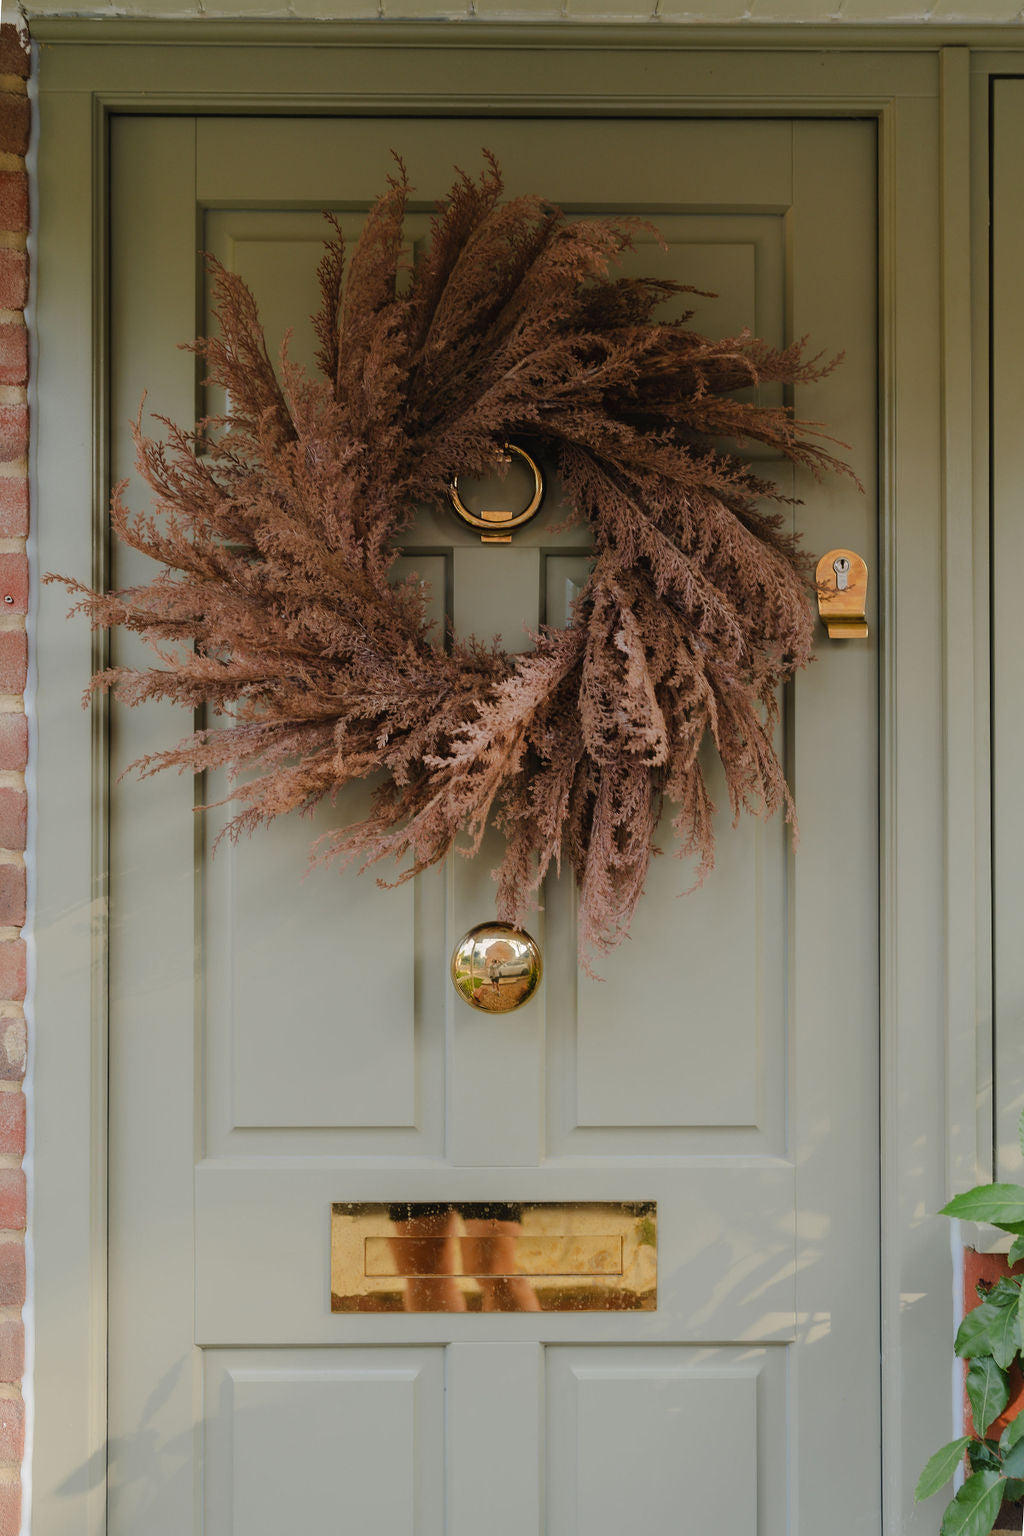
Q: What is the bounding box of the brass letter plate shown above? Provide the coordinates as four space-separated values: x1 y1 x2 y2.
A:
331 1201 656 1313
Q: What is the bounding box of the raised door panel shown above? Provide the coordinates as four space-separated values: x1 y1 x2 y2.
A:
545 1346 783 1536
203 1349 445 1536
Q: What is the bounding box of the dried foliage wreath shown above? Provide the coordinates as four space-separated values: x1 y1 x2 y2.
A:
52 157 855 965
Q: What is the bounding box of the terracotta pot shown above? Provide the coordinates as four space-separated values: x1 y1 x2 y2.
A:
964 1249 1024 1437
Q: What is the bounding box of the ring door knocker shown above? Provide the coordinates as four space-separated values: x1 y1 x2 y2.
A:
448 442 545 543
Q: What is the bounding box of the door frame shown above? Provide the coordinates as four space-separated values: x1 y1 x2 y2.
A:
30 29 989 1535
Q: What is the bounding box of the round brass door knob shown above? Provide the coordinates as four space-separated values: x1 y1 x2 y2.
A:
450 922 543 1013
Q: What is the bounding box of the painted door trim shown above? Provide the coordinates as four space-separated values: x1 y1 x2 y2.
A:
30 34 984 1536
24 17 1024 50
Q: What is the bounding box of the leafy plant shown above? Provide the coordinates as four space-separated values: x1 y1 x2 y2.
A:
917 1112 1024 1535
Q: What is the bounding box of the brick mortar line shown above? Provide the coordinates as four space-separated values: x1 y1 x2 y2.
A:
0 702 25 716
0 155 24 177
0 392 25 409
0 79 26 97
0 320 22 334
0 236 24 256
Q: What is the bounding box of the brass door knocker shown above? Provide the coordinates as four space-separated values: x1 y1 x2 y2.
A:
448 443 544 543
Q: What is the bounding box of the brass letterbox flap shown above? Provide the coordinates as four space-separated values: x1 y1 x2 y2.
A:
330 1201 656 1314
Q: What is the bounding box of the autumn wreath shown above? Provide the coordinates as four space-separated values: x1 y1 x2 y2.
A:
53 157 853 963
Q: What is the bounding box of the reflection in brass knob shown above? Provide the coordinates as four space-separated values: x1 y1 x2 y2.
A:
450 922 543 1013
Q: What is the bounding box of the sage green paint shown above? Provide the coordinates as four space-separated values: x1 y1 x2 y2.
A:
991 82 1024 1192
25 17 1024 43
109 113 876 1536
30 33 971 1536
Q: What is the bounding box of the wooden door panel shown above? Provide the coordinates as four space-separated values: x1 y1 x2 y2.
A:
193 1164 796 1345
202 568 448 1154
546 784 785 1145
545 1346 773 1536
202 1344 783 1536
203 1349 445 1536
195 116 796 214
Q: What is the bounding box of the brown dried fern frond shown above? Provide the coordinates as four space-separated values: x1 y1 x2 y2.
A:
48 157 857 967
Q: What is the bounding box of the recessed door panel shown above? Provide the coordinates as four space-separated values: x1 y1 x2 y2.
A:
203 1349 445 1536
546 1345 785 1536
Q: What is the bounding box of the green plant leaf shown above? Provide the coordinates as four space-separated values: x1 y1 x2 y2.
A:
968 1357 1011 1435
970 1440 1003 1472
1005 1478 1024 1501
1004 1414 1024 1453
982 1277 1023 1307
991 1305 1020 1369
942 1186 1024 1229
1001 1437 1024 1479
955 1308 991 1358
956 1303 1020 1366
918 1438 973 1500
939 1471 1005 1536
1008 1236 1024 1268
1000 1417 1024 1454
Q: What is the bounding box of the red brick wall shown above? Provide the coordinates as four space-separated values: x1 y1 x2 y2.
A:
0 21 29 1536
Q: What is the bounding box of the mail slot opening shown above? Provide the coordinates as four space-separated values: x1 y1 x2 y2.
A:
330 1201 656 1314
365 1234 624 1279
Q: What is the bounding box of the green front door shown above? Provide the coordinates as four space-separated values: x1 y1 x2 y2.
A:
105 114 879 1535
